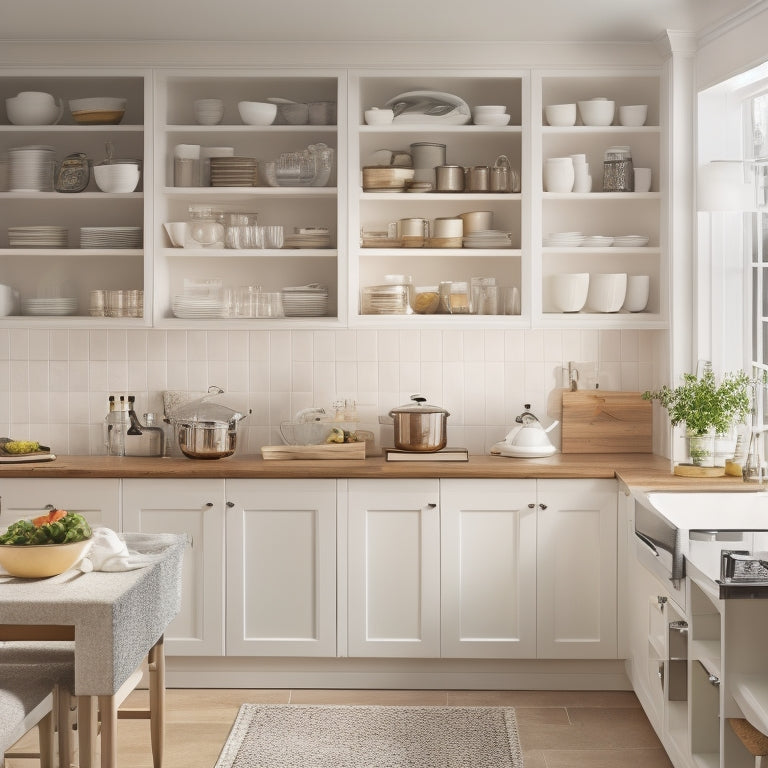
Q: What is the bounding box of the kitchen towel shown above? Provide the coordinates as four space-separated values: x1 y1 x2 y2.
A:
80 527 170 572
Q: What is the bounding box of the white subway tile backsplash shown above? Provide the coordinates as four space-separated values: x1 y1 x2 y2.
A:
3 327 662 456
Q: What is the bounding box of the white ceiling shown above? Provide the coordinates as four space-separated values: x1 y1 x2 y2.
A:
0 0 761 44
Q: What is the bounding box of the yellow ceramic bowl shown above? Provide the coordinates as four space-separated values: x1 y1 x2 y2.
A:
0 538 91 578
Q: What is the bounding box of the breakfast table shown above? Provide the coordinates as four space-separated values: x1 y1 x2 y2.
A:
0 532 185 768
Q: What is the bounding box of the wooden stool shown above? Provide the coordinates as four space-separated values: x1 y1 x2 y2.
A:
729 718 768 767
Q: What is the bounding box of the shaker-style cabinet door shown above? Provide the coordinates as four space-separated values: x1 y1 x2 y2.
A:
440 478 537 658
346 479 440 657
0 478 120 531
536 479 618 658
122 478 226 656
225 479 337 657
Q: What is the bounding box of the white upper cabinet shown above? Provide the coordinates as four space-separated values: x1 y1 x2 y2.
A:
152 69 345 328
0 68 151 327
0 61 667 330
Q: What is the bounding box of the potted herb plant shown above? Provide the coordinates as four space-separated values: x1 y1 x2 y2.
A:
642 369 752 466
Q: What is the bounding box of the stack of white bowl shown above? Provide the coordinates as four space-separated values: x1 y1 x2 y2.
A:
93 162 140 193
472 105 511 126
8 145 55 191
194 99 224 126
570 154 592 193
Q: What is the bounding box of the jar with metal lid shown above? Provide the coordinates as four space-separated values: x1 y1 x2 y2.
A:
602 145 634 192
412 286 440 314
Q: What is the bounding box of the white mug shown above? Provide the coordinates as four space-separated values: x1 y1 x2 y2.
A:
623 275 651 312
634 167 652 193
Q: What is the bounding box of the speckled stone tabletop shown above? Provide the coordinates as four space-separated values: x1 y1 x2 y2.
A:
0 532 185 696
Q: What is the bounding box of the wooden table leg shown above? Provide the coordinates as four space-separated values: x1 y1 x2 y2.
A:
77 696 98 768
98 694 118 768
148 636 166 768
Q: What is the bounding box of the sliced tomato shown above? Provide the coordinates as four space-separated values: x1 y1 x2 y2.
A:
32 509 67 528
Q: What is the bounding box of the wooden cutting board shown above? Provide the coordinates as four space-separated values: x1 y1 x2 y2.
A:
561 390 652 454
261 443 366 460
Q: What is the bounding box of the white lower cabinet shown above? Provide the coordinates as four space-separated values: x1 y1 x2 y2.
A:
0 478 120 530
122 478 226 656
536 479 618 658
225 479 337 657
346 479 441 657
440 478 537 658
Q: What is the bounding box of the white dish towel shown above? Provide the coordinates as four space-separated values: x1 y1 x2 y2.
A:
80 527 168 572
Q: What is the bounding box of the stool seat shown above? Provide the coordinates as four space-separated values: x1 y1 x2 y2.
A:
0 664 59 767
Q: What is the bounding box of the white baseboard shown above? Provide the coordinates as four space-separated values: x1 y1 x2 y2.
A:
165 656 632 690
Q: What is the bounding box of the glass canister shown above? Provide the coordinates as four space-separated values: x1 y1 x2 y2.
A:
187 205 225 247
602 145 634 192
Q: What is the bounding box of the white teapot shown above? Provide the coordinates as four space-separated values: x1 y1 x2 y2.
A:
501 405 558 456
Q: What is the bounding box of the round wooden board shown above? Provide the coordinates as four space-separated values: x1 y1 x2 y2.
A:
673 463 726 477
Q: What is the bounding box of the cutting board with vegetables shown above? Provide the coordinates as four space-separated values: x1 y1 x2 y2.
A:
561 390 652 454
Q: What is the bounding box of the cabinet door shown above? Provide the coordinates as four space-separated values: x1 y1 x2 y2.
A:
347 479 440 657
225 479 337 657
0 478 120 530
122 478 225 656
440 478 537 658
536 479 618 658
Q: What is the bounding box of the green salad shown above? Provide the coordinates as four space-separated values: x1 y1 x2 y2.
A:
0 510 92 546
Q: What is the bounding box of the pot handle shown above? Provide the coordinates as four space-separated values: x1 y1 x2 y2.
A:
410 394 427 405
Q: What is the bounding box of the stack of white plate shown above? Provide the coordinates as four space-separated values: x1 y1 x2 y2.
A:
284 228 332 249
80 226 142 249
462 230 512 248
613 235 650 247
281 284 329 317
22 297 78 316
543 231 586 247
582 235 615 247
171 295 226 319
8 226 68 248
8 145 55 192
209 157 258 187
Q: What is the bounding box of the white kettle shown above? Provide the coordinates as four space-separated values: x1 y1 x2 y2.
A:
497 405 558 457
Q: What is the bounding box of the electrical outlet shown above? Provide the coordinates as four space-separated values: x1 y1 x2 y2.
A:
568 361 598 390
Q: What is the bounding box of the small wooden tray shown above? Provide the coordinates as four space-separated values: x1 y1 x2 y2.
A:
261 443 366 460
673 464 726 477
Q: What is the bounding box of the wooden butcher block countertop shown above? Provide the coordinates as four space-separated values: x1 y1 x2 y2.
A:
0 453 761 490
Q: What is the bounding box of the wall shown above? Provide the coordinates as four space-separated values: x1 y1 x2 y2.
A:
0 327 665 455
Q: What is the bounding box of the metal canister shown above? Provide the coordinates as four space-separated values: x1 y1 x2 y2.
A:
468 165 490 192
602 145 634 192
410 142 447 185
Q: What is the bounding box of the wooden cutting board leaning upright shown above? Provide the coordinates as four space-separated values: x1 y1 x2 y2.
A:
561 390 652 453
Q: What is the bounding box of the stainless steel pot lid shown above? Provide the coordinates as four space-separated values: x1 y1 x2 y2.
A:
389 394 450 416
172 386 250 425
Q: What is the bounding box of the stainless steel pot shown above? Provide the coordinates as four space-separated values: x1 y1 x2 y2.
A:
389 394 449 452
176 420 237 459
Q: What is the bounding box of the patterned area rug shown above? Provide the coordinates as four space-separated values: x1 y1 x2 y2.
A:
214 704 523 768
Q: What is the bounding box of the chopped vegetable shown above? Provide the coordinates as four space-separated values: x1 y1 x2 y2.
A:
326 427 345 444
3 440 42 454
0 510 92 545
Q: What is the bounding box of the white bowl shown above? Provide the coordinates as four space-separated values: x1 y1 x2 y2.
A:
6 95 61 126
237 101 277 125
618 104 648 127
550 273 589 312
587 273 627 312
69 97 127 113
544 103 576 127
473 105 507 114
94 164 140 193
623 275 650 312
577 99 615 126
364 108 394 125
163 222 187 248
473 113 511 126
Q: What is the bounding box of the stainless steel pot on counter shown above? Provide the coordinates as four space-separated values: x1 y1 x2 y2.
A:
171 386 250 459
389 394 449 452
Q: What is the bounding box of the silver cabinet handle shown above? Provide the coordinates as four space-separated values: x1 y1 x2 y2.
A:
205 502 213 507
539 503 548 510
708 674 720 687
528 503 535 509
226 501 235 508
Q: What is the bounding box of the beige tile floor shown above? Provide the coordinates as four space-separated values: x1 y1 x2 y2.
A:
8 688 674 768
